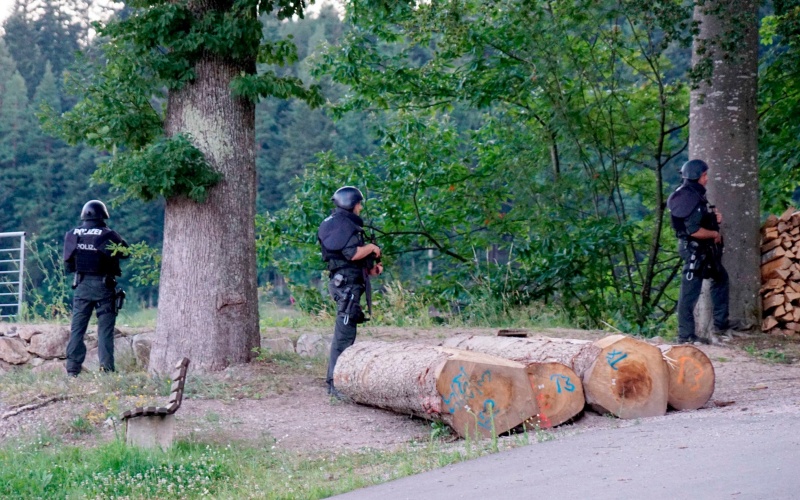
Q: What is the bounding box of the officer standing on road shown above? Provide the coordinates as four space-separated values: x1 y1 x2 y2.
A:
667 160 741 344
317 187 383 399
63 200 129 376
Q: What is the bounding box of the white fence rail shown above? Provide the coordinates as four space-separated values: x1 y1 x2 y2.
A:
0 232 26 319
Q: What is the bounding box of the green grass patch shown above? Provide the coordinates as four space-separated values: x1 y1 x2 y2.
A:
0 434 509 499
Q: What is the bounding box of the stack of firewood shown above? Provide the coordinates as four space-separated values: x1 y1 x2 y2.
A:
760 207 800 334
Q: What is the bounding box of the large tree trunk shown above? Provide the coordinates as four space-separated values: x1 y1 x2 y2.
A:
334 341 583 438
150 37 260 372
690 0 761 335
442 334 669 419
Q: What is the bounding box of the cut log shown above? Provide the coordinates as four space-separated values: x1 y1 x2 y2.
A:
762 257 792 281
763 214 778 229
763 294 785 312
659 345 715 411
761 246 786 265
442 334 668 419
778 206 797 222
333 341 545 438
525 362 585 428
761 238 782 254
763 228 779 241
762 316 778 331
774 305 786 317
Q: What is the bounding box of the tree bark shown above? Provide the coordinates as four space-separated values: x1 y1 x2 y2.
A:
659 345 716 410
690 0 761 335
150 14 260 373
333 340 570 438
442 334 669 419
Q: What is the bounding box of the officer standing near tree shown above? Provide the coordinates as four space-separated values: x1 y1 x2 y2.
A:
317 186 383 399
667 160 744 344
63 200 129 376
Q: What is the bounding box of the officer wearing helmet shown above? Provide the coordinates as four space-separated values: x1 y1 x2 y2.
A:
317 186 383 399
667 159 736 344
63 200 129 376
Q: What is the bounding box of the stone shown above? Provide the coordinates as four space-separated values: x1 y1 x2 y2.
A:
84 336 134 372
29 357 45 367
32 359 65 375
261 337 295 355
132 332 154 368
27 327 70 359
125 414 176 449
0 337 31 364
295 333 331 358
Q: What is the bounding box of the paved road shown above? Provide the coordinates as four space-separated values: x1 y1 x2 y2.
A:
333 410 800 499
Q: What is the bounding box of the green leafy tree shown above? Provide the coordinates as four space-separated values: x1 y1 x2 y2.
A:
263 0 696 330
47 0 324 373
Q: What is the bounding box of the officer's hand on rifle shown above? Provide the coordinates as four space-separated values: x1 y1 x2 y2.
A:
715 212 723 225
369 263 384 276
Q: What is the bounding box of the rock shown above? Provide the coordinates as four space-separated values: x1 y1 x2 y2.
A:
0 359 13 374
261 337 295 355
132 332 154 368
27 327 70 359
0 337 31 364
84 336 135 372
295 333 331 358
32 359 65 374
29 357 45 367
16 324 60 342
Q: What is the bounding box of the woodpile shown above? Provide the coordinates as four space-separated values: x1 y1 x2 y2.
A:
333 341 585 438
760 207 800 335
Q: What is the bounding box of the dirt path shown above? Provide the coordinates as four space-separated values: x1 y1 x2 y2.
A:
1 327 799 456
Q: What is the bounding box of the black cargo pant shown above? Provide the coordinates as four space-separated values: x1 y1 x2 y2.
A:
326 271 365 389
66 275 117 375
677 247 730 340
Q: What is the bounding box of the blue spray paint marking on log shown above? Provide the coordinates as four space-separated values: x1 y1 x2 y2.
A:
549 374 576 393
442 367 499 429
606 350 628 370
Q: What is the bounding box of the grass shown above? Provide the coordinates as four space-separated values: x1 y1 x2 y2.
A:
0 425 520 499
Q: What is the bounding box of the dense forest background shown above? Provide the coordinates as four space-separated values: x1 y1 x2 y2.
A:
1 0 799 334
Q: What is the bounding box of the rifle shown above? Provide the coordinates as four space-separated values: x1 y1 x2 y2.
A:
706 205 724 279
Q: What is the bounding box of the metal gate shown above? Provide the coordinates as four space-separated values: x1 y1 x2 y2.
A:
0 232 26 320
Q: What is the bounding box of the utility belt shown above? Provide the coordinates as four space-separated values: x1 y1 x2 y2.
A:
73 273 126 312
329 272 367 325
680 239 721 281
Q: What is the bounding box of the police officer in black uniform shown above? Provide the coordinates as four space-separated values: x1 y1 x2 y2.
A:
318 187 383 399
667 160 731 344
63 200 129 376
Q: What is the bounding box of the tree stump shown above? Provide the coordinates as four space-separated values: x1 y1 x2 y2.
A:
442 334 669 419
659 345 716 410
334 341 556 438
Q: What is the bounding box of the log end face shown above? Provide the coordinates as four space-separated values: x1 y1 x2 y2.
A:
662 345 716 410
585 337 669 419
437 356 537 439
526 363 585 428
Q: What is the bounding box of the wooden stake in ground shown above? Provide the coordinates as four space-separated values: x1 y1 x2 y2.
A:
333 341 580 438
659 345 716 410
442 334 669 419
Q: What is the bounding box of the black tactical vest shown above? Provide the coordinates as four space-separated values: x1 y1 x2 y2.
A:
667 181 712 240
63 225 123 276
317 209 365 273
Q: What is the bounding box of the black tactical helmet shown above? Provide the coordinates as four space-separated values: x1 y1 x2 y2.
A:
681 159 709 180
80 200 110 220
332 186 364 211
